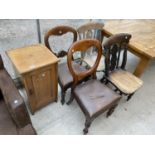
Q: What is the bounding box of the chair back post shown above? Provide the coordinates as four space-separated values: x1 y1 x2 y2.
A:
67 39 102 88
44 25 77 57
103 33 131 77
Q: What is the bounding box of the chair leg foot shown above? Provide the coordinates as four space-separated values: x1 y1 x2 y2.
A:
127 93 134 101
83 119 91 135
105 79 109 85
106 104 117 118
66 95 74 105
61 91 66 105
114 88 118 92
119 91 123 95
100 77 106 83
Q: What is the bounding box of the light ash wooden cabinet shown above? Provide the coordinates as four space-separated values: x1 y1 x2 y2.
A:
7 44 59 114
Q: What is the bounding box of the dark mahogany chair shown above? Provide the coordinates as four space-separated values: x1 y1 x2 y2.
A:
67 39 121 134
44 25 87 105
101 33 143 101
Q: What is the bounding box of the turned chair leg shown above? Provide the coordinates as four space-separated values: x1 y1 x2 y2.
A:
61 90 66 105
83 118 92 135
127 93 134 101
106 104 117 118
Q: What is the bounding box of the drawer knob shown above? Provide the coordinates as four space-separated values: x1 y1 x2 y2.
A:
42 73 45 77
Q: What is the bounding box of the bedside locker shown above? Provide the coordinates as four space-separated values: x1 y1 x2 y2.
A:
7 44 59 114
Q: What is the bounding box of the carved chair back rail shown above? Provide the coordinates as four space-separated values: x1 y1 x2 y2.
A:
103 33 131 76
44 25 80 105
44 25 77 58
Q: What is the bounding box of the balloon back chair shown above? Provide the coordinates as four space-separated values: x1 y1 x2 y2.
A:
44 26 87 104
67 39 121 134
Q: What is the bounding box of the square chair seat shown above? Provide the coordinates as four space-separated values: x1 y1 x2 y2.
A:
108 70 143 94
58 62 87 88
74 79 121 118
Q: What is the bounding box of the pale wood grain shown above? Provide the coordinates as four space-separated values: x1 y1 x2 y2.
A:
109 70 143 94
104 20 155 58
7 44 59 74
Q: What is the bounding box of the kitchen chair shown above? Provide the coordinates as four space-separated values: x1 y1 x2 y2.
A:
102 33 143 101
44 26 87 105
77 22 105 71
67 39 121 134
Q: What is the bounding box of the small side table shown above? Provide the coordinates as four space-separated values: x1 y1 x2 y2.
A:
7 44 59 114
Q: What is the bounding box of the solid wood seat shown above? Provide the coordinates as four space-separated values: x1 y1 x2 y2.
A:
67 39 121 134
77 22 105 71
74 79 120 118
109 70 143 94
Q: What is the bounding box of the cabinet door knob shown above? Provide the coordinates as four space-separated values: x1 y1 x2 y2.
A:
42 73 45 77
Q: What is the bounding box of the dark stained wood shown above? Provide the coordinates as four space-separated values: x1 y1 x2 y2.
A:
103 33 131 76
102 33 143 101
44 25 77 58
44 25 78 105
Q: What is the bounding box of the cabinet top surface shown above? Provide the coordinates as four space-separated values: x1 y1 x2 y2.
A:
7 44 59 74
104 19 155 58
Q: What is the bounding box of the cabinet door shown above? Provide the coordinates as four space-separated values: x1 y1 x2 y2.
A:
23 64 57 114
32 68 54 109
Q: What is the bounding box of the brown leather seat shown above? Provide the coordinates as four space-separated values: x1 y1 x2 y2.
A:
74 79 121 118
58 62 87 89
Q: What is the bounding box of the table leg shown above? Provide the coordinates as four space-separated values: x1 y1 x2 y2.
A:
133 57 151 77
